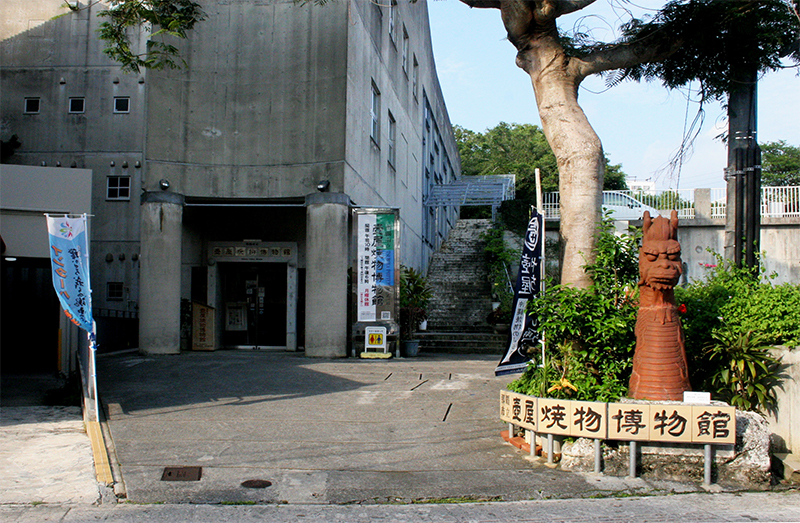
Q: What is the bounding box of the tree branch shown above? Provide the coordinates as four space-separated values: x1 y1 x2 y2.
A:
556 0 598 16
571 36 683 79
459 0 502 9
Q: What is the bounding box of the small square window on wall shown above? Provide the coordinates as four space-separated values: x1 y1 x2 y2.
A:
107 176 131 200
24 97 40 114
69 97 85 114
107 282 124 301
114 97 130 113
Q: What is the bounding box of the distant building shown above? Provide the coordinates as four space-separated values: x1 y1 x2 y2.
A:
627 178 656 195
0 0 460 359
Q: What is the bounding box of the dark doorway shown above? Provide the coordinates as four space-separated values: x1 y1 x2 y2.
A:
1 257 60 373
220 263 287 348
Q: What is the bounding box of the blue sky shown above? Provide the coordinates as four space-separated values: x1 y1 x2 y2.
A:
427 0 800 191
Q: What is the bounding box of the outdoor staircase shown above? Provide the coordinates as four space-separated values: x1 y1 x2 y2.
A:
417 219 507 354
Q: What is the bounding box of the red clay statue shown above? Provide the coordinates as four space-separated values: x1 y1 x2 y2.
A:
628 210 691 401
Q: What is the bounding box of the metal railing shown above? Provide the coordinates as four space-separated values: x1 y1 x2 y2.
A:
541 186 800 221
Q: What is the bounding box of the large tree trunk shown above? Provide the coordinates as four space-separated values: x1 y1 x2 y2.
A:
515 35 604 288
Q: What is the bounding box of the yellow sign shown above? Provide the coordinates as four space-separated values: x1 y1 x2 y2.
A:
364 326 387 352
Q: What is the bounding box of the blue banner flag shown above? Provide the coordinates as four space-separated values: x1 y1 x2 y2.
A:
495 210 544 376
46 215 93 332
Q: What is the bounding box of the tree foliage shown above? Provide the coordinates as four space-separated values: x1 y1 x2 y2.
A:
94 0 206 73
760 140 800 186
454 122 628 202
603 0 800 101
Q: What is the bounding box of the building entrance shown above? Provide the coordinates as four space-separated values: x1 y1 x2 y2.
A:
221 263 287 349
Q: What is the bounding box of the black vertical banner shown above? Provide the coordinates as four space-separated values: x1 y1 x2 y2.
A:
495 211 543 376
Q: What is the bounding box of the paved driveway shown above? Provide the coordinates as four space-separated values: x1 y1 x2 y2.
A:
96 351 696 504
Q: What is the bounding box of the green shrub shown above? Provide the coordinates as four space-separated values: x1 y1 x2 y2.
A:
676 252 800 394
399 266 432 340
509 217 639 402
705 327 782 415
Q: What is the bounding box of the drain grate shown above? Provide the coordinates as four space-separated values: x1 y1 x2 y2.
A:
241 479 273 489
161 466 202 481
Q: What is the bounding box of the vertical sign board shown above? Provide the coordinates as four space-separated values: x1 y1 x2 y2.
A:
496 210 544 376
355 209 399 330
500 391 537 431
192 302 215 351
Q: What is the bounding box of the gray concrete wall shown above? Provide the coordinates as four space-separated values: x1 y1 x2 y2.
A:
0 1 145 313
677 221 800 286
768 347 800 455
344 0 460 271
143 0 349 199
0 165 92 258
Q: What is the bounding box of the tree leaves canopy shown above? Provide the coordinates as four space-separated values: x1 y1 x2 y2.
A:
576 0 800 101
760 140 800 186
454 122 627 201
97 0 206 73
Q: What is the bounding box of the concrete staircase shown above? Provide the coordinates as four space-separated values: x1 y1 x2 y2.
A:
417 219 507 354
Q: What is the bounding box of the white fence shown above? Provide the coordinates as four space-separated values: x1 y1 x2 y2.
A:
542 187 800 221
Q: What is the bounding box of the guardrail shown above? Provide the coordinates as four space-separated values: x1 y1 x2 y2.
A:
541 187 800 221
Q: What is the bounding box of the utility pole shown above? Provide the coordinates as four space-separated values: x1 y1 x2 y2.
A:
724 69 761 269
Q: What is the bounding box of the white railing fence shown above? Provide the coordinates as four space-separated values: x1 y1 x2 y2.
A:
541 187 800 220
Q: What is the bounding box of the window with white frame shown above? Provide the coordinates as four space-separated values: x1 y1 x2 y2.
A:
24 97 40 114
388 111 397 168
107 176 131 200
113 97 130 113
402 26 409 74
370 81 381 145
69 97 85 113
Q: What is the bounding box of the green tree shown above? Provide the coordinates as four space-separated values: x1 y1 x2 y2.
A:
459 0 798 287
454 122 627 203
761 140 800 186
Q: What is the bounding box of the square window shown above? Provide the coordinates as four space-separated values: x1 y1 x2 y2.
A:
113 97 130 113
107 176 131 200
24 98 40 114
107 282 124 301
69 97 85 113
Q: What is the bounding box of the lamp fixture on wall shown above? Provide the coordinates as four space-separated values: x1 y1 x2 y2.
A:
159 179 170 191
316 180 330 192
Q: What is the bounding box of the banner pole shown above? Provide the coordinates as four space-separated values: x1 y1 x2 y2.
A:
534 169 546 370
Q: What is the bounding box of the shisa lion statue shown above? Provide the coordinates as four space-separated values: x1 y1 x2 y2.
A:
628 210 691 401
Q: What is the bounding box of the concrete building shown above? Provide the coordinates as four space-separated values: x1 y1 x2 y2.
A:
0 165 92 374
1 0 460 359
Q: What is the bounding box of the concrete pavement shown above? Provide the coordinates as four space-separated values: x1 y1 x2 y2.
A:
2 350 800 522
93 350 712 504
3 492 800 522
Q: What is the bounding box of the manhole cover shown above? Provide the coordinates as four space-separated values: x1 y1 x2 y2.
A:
161 466 202 481
241 479 272 489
